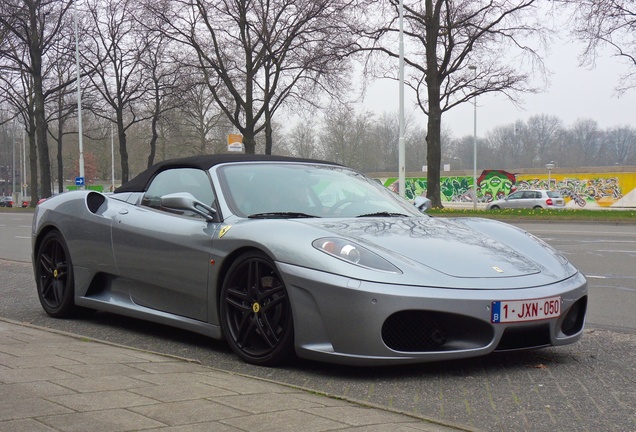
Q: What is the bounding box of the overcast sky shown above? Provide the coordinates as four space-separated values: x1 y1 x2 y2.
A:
363 33 636 140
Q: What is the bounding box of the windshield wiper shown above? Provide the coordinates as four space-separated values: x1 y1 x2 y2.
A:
356 212 409 218
248 212 319 219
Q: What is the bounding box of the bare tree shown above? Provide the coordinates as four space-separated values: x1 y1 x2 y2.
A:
561 0 636 91
485 123 524 169
44 15 81 193
135 12 185 168
320 103 375 170
371 112 400 172
359 0 545 207
145 0 360 155
405 125 427 172
81 0 152 183
524 114 563 168
564 119 602 167
0 0 74 200
600 126 636 166
174 78 227 156
284 117 324 159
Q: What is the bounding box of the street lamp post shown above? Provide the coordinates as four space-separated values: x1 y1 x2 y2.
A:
74 0 85 189
468 65 477 209
11 120 15 199
546 162 555 190
397 0 405 198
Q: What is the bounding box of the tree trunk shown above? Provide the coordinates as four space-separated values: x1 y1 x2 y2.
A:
265 105 272 155
31 59 51 198
28 118 38 207
147 115 158 168
243 130 256 154
424 0 443 208
426 105 443 208
117 113 129 183
57 121 64 193
27 1 51 199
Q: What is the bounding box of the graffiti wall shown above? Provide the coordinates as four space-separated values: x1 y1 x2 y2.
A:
380 170 636 208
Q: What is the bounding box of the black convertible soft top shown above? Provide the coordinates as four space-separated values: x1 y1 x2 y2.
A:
114 154 336 193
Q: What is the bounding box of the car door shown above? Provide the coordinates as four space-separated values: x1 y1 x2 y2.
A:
529 191 543 207
504 191 524 208
111 168 219 322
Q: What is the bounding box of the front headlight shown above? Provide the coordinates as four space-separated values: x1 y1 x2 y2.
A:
313 237 402 273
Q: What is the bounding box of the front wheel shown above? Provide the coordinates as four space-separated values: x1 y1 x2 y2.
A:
489 205 500 210
220 251 295 366
35 231 77 317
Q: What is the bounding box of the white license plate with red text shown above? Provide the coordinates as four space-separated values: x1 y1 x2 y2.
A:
491 296 561 323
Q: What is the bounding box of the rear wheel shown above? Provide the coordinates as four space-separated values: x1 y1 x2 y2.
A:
533 205 543 209
35 231 77 317
220 251 294 366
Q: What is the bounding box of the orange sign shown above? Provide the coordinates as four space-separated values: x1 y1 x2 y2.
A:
227 134 243 152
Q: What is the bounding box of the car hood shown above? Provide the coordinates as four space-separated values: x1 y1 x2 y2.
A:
294 216 575 283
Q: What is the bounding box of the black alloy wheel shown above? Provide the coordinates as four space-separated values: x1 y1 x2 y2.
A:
35 231 77 317
220 251 294 366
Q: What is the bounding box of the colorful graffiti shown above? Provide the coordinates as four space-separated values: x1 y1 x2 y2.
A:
379 170 636 207
517 175 629 208
477 170 516 202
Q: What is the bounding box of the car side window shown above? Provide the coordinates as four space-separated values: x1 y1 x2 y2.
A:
141 168 216 218
508 192 522 200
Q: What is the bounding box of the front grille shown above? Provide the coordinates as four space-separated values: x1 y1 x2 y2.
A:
382 310 493 352
560 296 587 336
495 324 551 351
382 311 448 351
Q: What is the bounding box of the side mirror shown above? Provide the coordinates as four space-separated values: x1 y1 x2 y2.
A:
160 192 217 221
413 196 432 212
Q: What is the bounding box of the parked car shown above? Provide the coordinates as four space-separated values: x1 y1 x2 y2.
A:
36 193 60 206
0 196 13 207
486 189 565 210
32 155 587 366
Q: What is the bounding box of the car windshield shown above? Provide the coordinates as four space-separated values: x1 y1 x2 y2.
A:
217 163 423 218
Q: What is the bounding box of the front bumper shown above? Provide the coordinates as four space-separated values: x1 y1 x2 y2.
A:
278 263 588 366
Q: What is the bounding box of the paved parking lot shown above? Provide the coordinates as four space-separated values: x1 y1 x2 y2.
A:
1 259 634 432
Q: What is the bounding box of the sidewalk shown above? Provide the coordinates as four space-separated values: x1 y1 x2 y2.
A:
0 318 467 432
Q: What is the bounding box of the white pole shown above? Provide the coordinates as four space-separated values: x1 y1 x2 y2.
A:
11 120 15 198
469 66 477 210
398 0 405 198
111 123 115 191
22 128 26 199
74 0 85 188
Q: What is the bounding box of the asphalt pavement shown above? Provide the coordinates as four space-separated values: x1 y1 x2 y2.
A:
1 211 635 431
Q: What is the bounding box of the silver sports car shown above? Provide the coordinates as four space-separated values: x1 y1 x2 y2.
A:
32 155 587 366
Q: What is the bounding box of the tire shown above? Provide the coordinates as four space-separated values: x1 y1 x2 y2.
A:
35 231 77 317
220 251 295 366
533 206 543 209
490 205 500 210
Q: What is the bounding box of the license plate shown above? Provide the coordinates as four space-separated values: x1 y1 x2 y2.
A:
491 296 561 323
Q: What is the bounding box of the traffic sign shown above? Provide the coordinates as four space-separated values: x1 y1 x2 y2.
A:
75 177 85 186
